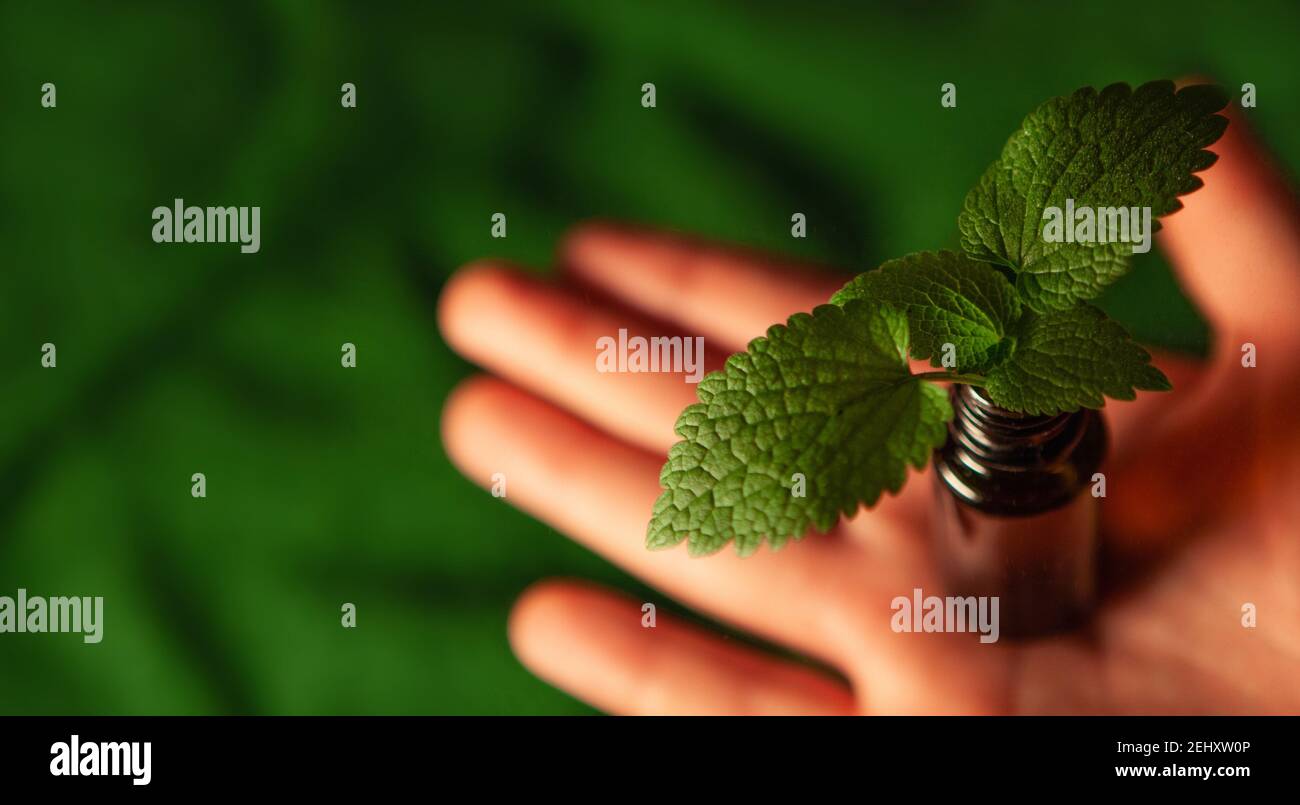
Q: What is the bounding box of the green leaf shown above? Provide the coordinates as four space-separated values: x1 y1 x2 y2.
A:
958 80 1228 312
647 301 952 556
983 304 1171 415
831 250 1020 372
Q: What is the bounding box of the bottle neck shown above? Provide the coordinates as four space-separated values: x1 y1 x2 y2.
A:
937 384 1105 514
947 385 1086 473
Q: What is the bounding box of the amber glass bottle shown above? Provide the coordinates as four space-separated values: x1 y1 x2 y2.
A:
931 384 1106 638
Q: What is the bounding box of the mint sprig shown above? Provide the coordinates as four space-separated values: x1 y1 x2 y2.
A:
648 81 1226 555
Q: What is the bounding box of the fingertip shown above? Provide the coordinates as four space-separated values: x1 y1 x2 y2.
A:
439 375 515 481
506 580 559 666
558 219 621 255
507 579 594 669
1157 83 1300 356
558 219 649 283
437 260 522 354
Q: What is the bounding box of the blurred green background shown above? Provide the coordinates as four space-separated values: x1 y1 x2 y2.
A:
0 0 1296 714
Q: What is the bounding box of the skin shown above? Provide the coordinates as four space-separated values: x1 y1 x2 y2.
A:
438 104 1300 714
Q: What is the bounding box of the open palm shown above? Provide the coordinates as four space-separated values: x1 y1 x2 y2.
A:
438 107 1300 714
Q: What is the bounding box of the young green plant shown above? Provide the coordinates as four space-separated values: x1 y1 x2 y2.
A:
647 80 1229 556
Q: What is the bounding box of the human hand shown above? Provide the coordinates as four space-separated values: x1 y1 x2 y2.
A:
438 104 1300 714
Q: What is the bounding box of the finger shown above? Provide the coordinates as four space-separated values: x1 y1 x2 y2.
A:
441 375 899 662
1158 100 1300 368
439 261 725 454
561 222 847 352
1104 99 1300 552
509 579 857 715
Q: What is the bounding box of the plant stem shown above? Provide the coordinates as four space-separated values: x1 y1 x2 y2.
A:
913 371 987 385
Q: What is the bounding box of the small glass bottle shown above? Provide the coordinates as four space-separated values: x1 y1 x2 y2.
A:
931 384 1106 638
